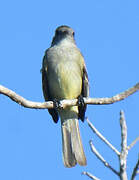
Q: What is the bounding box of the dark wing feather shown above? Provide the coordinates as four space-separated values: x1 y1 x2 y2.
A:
78 65 89 121
42 56 59 123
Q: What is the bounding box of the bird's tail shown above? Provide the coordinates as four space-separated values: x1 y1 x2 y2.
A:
61 118 86 167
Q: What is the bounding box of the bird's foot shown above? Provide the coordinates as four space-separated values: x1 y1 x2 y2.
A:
77 95 86 122
53 99 63 110
78 95 85 108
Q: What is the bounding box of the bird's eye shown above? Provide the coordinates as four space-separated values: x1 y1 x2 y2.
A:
56 30 62 36
72 32 75 36
56 30 60 35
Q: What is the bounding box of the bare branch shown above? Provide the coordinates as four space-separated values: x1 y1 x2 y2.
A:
131 157 139 180
87 118 120 156
119 110 128 180
0 83 139 109
86 110 138 180
89 140 119 176
85 83 139 105
82 171 100 180
127 137 139 150
0 85 53 109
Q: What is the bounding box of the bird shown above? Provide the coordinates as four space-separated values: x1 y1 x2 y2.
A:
42 25 89 167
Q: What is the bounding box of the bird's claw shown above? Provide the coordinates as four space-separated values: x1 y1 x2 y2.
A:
78 95 86 122
78 95 85 107
53 99 63 110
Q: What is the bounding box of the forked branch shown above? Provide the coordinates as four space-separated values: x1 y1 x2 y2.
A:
83 111 139 180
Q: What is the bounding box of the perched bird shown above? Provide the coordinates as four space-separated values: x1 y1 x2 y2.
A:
42 25 89 167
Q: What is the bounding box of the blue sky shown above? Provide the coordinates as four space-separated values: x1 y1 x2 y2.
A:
0 0 139 180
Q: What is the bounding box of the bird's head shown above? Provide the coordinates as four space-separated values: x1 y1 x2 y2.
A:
51 25 75 46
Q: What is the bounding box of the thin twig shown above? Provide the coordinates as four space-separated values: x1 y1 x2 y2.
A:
86 118 120 156
82 171 100 180
131 157 139 180
0 83 139 109
127 137 139 150
89 140 119 176
119 110 128 180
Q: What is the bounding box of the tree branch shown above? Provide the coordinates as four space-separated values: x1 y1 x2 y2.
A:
0 83 139 109
131 156 139 180
127 137 139 150
87 118 120 156
86 110 138 180
82 171 100 180
119 110 128 180
89 140 119 176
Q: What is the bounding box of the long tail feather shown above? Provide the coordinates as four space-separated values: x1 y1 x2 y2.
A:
61 119 86 167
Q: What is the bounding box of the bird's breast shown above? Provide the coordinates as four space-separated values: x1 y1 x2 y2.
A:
48 60 82 100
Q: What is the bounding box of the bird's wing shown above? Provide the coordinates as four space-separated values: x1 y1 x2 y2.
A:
42 55 59 123
78 62 89 121
82 64 89 97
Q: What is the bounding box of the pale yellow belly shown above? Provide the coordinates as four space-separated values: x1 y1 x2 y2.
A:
48 61 82 100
